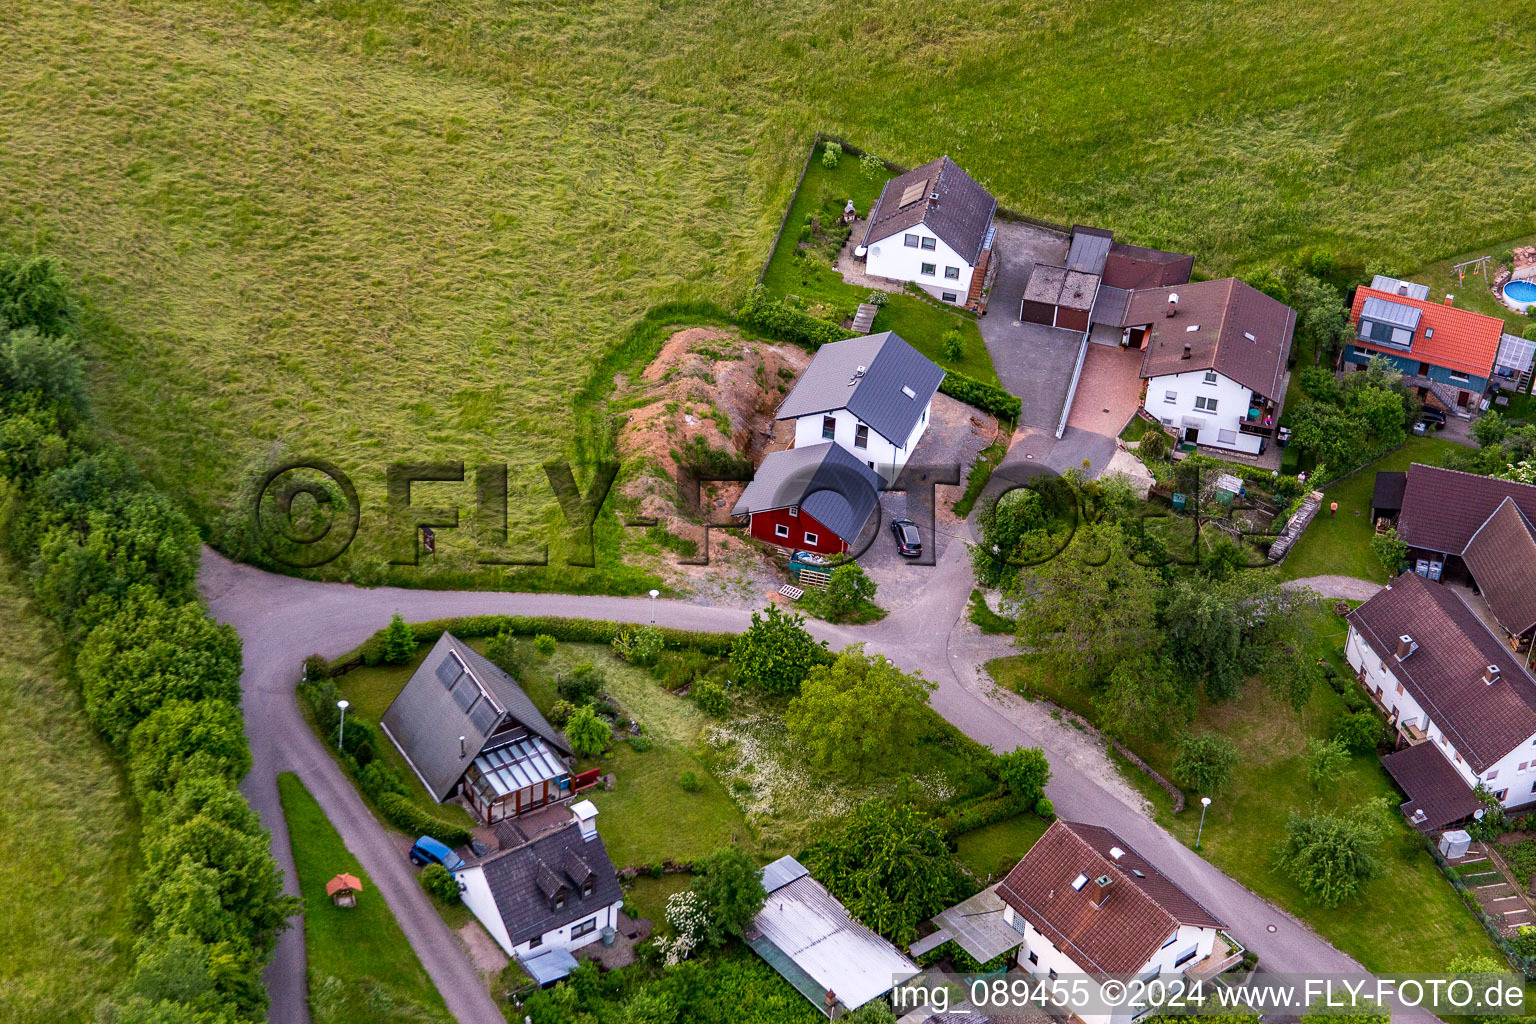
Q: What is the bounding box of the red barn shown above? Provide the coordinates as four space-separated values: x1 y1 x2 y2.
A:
732 442 883 556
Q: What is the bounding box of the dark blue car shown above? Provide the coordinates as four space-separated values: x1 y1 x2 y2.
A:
409 835 465 873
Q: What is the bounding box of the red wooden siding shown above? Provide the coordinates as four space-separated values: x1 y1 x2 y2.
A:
748 507 848 555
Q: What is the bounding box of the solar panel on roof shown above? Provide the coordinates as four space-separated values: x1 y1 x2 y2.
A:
469 699 499 733
436 653 464 688
897 180 928 207
1361 296 1422 331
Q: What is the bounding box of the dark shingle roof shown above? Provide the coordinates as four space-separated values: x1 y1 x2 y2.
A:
380 632 570 801
1347 572 1536 771
1102 242 1195 290
1462 497 1536 638
731 442 882 544
479 823 623 946
996 820 1223 978
1398 463 1536 557
862 157 997 265
775 332 945 445
1382 742 1484 832
1372 471 1407 514
1130 278 1297 401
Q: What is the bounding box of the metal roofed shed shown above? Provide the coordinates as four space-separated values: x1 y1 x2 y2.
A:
1496 332 1536 378
749 856 919 1016
519 945 579 986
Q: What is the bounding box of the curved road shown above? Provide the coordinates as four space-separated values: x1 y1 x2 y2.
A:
206 545 1377 1024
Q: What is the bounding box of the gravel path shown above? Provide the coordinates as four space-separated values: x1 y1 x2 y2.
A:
1285 574 1384 602
205 534 1379 1023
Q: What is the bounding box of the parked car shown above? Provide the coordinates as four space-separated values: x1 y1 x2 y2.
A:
409 835 465 873
1419 407 1446 426
890 518 921 557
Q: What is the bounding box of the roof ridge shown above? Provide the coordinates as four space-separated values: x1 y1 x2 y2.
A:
1358 285 1509 324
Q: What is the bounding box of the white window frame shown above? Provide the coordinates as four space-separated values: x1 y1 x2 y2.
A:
774 523 789 538
821 414 836 440
1195 396 1218 412
1164 390 1177 404
1449 370 1470 383
788 506 799 517
1202 370 1218 384
854 424 869 448
941 292 958 303
803 531 819 546
1217 428 1238 445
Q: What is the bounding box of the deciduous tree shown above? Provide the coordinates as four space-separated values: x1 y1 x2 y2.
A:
730 604 825 695
786 645 934 777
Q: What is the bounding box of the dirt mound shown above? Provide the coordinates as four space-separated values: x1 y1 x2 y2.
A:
616 327 810 520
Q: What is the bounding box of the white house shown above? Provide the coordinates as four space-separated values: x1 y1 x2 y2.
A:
775 331 945 486
457 800 625 962
859 156 996 305
995 820 1234 1024
1127 278 1296 456
1347 572 1536 831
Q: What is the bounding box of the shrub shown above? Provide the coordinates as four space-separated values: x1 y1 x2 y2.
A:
557 660 605 705
381 613 416 664
1172 733 1238 794
376 793 472 848
860 151 884 179
1137 426 1171 461
1333 711 1385 752
1035 796 1055 820
940 330 965 362
1305 737 1352 790
358 760 408 802
533 633 557 656
419 863 461 905
679 770 702 793
940 792 1027 836
677 435 751 479
628 733 653 753
736 285 853 349
997 747 1052 804
1274 803 1387 908
548 699 576 727
484 628 520 673
302 653 331 682
612 625 664 666
690 679 729 716
0 253 73 336
821 142 841 168
822 562 877 619
651 649 712 690
128 698 252 800
1371 528 1407 574
938 370 1021 420
352 613 739 666
565 704 612 758
730 604 828 695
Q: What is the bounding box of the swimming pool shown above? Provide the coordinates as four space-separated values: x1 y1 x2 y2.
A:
1505 279 1536 313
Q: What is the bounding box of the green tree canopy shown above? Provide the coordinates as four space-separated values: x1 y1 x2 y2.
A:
1172 733 1238 795
129 699 252 801
564 704 611 758
691 846 767 942
785 645 935 777
1092 653 1195 741
730 604 826 695
1274 801 1388 908
996 746 1052 805
380 612 416 664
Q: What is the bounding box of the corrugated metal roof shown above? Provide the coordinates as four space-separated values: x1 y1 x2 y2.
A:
1360 295 1423 331
1497 332 1536 374
1066 227 1112 276
730 443 882 544
751 873 918 1013
763 854 810 893
1371 274 1431 301
776 332 945 446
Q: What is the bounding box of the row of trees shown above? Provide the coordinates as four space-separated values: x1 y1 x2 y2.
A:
0 254 294 1023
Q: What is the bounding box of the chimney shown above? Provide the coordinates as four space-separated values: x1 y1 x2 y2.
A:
1485 665 1502 687
1091 874 1113 908
571 799 599 842
1396 634 1417 660
1398 284 1409 296
1166 292 1180 317
1445 294 1455 306
825 990 838 1010
1182 343 1192 360
1109 846 1125 861
459 735 467 759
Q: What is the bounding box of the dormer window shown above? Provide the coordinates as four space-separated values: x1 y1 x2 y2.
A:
583 879 595 898
554 891 566 910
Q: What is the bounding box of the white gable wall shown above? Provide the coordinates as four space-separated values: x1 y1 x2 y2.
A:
1143 368 1262 455
865 222 975 304
791 402 932 485
1016 917 1219 1024
459 862 624 958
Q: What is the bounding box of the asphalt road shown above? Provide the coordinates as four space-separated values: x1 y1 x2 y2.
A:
202 543 1380 1024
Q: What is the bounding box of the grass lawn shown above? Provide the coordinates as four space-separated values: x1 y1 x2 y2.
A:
1277 435 1463 582
955 814 1050 883
12 0 1532 590
987 604 1506 974
0 561 138 1024
276 772 452 1024
624 873 695 926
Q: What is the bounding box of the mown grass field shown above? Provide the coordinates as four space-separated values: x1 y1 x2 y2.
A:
988 605 1507 973
3 0 1533 589
0 560 138 1024
277 772 452 1024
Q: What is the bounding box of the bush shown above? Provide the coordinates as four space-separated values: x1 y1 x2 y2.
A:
736 285 853 350
558 660 605 705
352 613 738 666
1035 796 1055 820
938 370 1021 420
679 770 702 793
690 679 729 716
730 604 828 695
1137 426 1171 461
612 625 664 666
940 792 1028 836
1172 733 1238 795
628 733 653 753
484 628 520 673
997 747 1052 804
419 863 461 905
821 142 842 169
302 653 331 682
565 704 612 758
860 151 884 179
548 699 576 727
940 330 965 362
358 760 408 802
651 649 713 690
381 613 416 664
1333 711 1385 752
376 793 472 848
533 633 557 656
822 562 877 620
1371 528 1407 574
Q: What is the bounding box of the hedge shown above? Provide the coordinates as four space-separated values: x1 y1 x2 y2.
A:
938 370 1021 421
736 285 853 348
378 792 473 848
936 791 1029 838
347 613 740 669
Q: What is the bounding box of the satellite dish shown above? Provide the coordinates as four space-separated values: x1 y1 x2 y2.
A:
1474 808 1486 820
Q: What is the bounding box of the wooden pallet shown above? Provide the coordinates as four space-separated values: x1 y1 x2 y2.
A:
778 584 804 600
851 303 879 334
795 568 830 589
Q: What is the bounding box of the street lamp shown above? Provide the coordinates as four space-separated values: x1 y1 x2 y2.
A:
1195 796 1212 849
337 699 350 752
648 589 659 624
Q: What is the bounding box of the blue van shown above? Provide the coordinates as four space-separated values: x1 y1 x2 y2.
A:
408 835 466 873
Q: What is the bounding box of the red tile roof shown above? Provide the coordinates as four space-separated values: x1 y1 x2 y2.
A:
1349 287 1506 378
1347 571 1536 772
996 820 1223 978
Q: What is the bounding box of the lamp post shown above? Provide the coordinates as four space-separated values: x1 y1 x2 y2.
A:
1196 796 1212 849
337 699 350 752
648 589 659 624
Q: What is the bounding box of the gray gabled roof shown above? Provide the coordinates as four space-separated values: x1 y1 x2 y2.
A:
479 822 624 946
731 442 883 544
380 632 570 802
1371 274 1431 301
775 332 945 445
1359 295 1423 332
861 156 997 265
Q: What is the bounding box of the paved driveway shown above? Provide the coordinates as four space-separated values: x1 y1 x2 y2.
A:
1066 343 1144 437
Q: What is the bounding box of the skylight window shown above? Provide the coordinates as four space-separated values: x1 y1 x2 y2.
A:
1185 324 1200 333
901 385 916 399
1071 873 1089 891
1243 331 1256 341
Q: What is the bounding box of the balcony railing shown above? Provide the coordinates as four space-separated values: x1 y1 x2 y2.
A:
1239 420 1275 437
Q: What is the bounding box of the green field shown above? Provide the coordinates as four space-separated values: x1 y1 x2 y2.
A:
4 0 1533 588
0 561 138 1024
988 607 1506 973
277 772 452 1024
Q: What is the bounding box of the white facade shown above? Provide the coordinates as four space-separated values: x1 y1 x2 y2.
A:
458 863 623 958
791 403 930 486
1143 368 1264 455
1345 624 1536 812
865 222 975 304
1012 911 1218 1024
